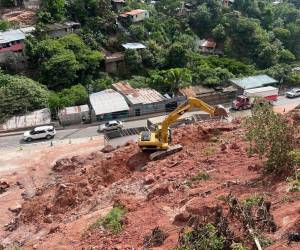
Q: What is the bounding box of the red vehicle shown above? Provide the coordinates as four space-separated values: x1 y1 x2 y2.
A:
232 86 278 110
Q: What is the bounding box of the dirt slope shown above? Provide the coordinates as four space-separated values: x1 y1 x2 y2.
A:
1 121 300 249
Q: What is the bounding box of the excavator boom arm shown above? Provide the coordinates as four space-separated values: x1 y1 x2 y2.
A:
160 97 227 144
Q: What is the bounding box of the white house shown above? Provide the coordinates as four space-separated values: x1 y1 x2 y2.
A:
119 9 149 23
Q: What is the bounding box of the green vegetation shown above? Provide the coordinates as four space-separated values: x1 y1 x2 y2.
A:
231 243 247 250
190 170 210 182
90 206 125 234
244 100 295 174
0 20 11 31
26 34 104 89
178 224 225 250
0 72 49 123
242 194 263 208
202 146 217 157
1 0 300 120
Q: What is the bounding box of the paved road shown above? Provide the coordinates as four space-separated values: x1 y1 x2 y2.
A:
1 96 299 149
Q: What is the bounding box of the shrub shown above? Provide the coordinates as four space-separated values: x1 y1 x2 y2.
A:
244 100 295 174
179 224 225 250
90 206 125 234
190 171 210 182
242 194 263 208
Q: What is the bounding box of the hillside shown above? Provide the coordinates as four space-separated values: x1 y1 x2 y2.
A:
1 117 300 249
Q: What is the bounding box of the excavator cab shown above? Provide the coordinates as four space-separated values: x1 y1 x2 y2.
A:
138 97 229 158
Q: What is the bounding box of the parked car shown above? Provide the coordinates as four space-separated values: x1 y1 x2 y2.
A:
286 88 300 98
23 125 56 142
98 120 123 132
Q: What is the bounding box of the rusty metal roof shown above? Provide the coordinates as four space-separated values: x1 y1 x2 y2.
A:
112 82 165 105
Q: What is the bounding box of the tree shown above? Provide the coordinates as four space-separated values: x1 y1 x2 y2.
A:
149 68 191 94
40 0 65 21
0 20 10 31
25 34 104 88
0 74 49 122
48 84 88 112
124 49 143 74
212 24 226 42
91 73 113 92
41 50 80 89
166 43 188 68
245 100 295 174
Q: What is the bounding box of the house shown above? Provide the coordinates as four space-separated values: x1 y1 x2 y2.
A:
105 52 125 74
112 82 167 116
179 85 237 105
0 27 35 63
58 105 90 126
198 38 224 55
122 43 146 50
230 75 278 94
23 0 40 9
112 0 126 12
293 67 300 74
223 0 234 7
45 22 80 38
118 9 149 24
89 89 130 121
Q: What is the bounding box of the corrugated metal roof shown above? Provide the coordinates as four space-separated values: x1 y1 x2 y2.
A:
112 82 165 105
112 82 135 95
179 87 196 97
122 43 146 49
122 9 147 16
89 89 129 115
244 86 278 94
230 75 278 89
0 29 25 44
127 88 165 105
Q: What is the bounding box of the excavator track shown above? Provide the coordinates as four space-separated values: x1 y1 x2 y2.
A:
149 144 183 161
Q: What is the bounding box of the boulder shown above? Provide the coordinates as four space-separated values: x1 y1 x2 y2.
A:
9 204 22 214
144 174 155 185
101 145 115 153
173 212 191 224
147 182 172 200
0 180 10 194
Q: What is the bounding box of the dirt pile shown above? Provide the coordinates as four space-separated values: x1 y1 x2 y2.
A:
2 121 300 249
19 143 139 225
2 9 36 26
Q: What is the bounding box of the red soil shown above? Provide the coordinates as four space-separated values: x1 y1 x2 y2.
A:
1 121 300 249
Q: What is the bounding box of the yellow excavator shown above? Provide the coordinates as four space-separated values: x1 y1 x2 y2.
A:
138 97 228 160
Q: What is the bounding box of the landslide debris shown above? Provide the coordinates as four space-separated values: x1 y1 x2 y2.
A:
3 121 300 249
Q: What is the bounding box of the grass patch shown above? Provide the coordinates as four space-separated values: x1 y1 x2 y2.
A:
190 170 210 182
179 224 225 249
216 195 227 202
202 146 217 157
231 243 247 250
90 206 125 234
287 171 300 192
242 194 263 208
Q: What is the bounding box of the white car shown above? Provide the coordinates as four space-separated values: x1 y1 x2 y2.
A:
23 126 56 142
286 88 300 98
98 120 123 132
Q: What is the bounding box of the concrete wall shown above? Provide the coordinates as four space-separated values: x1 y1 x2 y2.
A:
130 11 149 22
47 28 70 38
23 0 40 9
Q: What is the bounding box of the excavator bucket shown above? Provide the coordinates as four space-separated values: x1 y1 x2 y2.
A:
214 105 229 118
